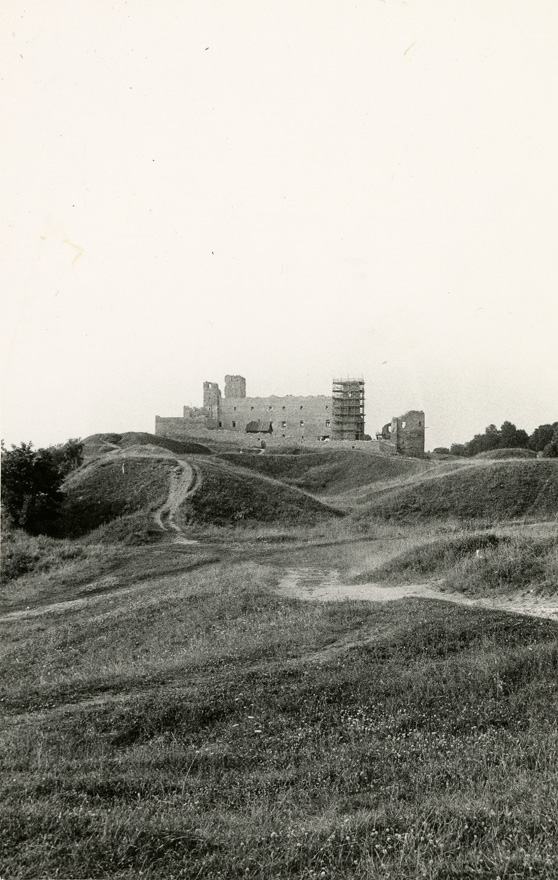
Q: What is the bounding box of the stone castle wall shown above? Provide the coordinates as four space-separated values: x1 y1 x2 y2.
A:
219 394 332 440
154 416 395 454
156 374 425 454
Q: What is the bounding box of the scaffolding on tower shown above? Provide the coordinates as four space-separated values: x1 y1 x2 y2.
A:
330 378 365 440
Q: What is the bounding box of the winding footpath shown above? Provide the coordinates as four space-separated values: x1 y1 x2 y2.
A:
152 459 200 542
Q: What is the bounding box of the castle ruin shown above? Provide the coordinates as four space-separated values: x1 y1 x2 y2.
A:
155 375 425 455
376 411 426 457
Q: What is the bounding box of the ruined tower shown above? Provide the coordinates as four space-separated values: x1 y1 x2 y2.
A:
224 375 246 399
203 381 221 428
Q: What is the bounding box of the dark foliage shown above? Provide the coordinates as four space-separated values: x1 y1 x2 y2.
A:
1 439 83 535
450 421 557 457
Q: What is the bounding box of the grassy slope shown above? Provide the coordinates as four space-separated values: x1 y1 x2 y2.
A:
60 457 174 537
179 458 344 526
360 459 558 521
1 558 557 879
218 450 429 496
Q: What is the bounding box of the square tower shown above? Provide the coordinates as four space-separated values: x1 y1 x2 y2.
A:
224 375 246 399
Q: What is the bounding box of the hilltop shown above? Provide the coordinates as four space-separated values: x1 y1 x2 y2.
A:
83 431 211 457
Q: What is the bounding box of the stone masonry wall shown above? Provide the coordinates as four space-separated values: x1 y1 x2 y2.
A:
390 410 425 456
156 375 380 447
219 395 332 440
155 417 393 454
224 375 246 398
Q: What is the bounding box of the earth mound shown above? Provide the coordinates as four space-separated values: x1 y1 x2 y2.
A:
59 456 175 538
176 458 343 526
359 459 558 522
217 450 429 497
475 447 537 459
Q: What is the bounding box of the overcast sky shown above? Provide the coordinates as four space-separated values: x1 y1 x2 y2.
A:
2 0 557 451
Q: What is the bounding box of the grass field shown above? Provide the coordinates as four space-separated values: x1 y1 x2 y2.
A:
2 557 557 879
1 441 557 878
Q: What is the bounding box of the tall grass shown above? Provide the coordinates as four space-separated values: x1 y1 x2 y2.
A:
353 530 558 598
2 556 558 878
451 535 558 596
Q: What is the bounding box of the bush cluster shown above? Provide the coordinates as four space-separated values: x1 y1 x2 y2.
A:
1 439 83 535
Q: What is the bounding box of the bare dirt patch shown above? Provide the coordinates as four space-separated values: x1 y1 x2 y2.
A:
276 565 558 620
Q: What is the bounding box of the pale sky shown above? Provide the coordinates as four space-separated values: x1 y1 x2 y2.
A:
2 0 557 451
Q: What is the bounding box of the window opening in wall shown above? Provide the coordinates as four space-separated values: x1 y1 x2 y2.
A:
300 405 304 409
281 421 287 428
325 419 330 427
419 420 422 426
269 406 273 410
234 406 237 411
232 421 236 428
218 422 222 428
251 406 254 410
300 420 304 426
282 406 286 410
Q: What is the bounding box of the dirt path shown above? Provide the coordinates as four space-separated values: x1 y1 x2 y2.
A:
2 528 556 624
276 566 558 621
152 459 200 542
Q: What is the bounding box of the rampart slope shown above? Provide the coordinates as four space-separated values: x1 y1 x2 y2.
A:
358 459 558 521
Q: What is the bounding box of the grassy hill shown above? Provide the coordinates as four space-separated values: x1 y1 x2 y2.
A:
475 447 537 460
218 450 429 497
178 457 343 526
359 459 558 522
59 455 175 539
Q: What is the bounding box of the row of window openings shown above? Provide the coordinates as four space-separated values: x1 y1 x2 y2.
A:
229 420 331 428
232 405 329 412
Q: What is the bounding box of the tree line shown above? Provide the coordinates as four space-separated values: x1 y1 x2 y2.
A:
1 439 83 535
434 421 558 458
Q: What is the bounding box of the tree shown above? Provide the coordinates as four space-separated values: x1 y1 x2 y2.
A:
529 423 558 453
1 438 83 534
449 443 467 456
466 425 501 457
49 438 84 475
542 425 558 458
499 421 529 449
